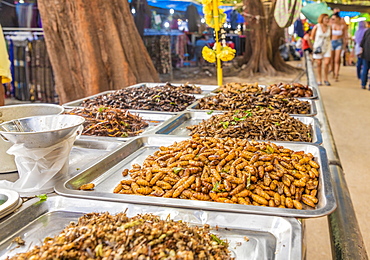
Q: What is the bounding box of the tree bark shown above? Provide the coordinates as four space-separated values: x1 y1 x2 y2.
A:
240 0 275 77
38 0 159 104
240 0 300 76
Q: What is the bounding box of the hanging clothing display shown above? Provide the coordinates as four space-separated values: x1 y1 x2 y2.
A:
143 30 188 74
143 35 171 74
5 33 57 103
15 2 40 28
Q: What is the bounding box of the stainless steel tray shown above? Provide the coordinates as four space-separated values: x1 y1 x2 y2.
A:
63 84 206 108
0 195 302 260
211 85 318 100
187 98 318 117
153 111 323 145
0 138 123 196
128 82 218 96
62 90 114 107
66 138 123 179
55 136 336 218
262 86 318 100
63 108 176 142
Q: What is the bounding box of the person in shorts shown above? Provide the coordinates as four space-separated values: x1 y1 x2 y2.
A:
330 13 347 82
311 14 332 86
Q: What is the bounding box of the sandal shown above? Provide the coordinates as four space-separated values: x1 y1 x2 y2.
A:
324 81 331 86
317 82 323 86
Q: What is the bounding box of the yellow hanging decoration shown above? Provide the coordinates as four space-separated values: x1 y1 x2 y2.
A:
218 46 236 62
202 46 216 63
201 0 235 86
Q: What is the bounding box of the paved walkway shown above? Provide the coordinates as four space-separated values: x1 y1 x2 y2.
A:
305 64 369 259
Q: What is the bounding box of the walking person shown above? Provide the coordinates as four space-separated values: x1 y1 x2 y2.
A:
330 13 347 82
312 13 332 86
302 28 313 54
354 21 367 80
360 23 370 90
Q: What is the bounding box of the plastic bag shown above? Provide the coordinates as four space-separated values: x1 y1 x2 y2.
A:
0 130 81 196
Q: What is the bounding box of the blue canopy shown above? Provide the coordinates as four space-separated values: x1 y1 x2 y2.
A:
147 0 203 13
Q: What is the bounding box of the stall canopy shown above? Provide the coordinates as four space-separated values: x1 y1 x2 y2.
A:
326 2 370 13
301 2 333 24
140 0 244 23
145 0 203 13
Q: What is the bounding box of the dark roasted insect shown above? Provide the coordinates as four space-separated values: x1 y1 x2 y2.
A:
80 85 196 112
65 107 148 137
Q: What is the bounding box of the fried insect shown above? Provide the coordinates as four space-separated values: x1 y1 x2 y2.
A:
113 136 320 210
79 183 95 190
7 212 233 260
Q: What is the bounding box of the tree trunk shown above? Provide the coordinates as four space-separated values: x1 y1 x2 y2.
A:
267 0 298 73
240 0 300 76
38 0 159 104
240 0 275 77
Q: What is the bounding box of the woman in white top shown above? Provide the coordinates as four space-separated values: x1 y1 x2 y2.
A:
312 13 332 86
330 13 347 81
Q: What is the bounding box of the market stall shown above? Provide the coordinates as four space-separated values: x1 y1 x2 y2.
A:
0 64 367 259
0 1 368 258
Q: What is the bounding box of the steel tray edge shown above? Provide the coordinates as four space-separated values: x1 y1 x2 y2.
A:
63 110 178 142
0 195 303 260
152 112 323 145
211 85 318 100
186 99 318 117
55 136 336 219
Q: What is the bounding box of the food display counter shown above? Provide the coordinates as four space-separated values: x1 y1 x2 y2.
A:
0 55 367 259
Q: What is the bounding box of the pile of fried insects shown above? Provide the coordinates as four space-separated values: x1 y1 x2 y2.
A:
7 212 233 260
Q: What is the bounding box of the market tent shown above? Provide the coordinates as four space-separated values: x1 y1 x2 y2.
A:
301 2 333 24
146 0 203 13
222 7 244 23
326 2 370 13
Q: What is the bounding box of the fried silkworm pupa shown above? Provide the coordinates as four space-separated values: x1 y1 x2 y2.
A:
79 183 95 190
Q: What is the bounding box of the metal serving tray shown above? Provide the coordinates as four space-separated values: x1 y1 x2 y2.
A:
128 82 218 96
262 86 318 100
66 138 123 180
187 98 318 117
211 85 318 100
0 138 123 196
55 136 336 218
0 195 302 260
63 84 207 108
63 108 176 142
62 90 113 107
153 111 323 145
